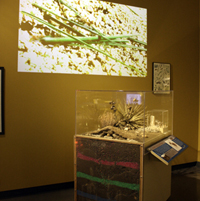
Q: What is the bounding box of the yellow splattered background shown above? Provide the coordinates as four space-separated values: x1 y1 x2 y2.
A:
18 0 147 76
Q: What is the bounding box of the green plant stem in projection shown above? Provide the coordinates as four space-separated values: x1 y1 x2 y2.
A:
41 35 147 51
21 1 147 76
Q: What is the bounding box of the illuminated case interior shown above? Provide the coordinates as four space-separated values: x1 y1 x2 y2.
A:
75 90 173 149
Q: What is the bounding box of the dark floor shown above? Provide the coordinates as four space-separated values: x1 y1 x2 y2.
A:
1 166 200 201
167 165 200 201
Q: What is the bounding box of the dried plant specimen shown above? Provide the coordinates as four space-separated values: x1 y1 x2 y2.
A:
98 111 116 127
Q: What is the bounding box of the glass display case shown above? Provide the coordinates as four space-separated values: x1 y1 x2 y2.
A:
74 90 173 201
147 110 169 133
75 90 173 148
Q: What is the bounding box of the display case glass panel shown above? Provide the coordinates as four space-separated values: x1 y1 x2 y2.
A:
75 90 173 149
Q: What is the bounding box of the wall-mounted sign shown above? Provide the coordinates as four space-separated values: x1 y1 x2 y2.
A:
18 0 147 77
153 62 171 94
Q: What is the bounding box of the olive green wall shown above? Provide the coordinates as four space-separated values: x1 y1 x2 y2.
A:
0 0 199 192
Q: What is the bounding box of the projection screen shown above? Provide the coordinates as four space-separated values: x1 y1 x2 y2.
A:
18 0 147 77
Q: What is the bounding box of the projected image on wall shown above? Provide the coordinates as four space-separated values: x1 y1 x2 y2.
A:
18 0 147 77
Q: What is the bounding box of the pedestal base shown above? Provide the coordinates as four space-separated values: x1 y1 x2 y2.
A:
74 136 171 201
